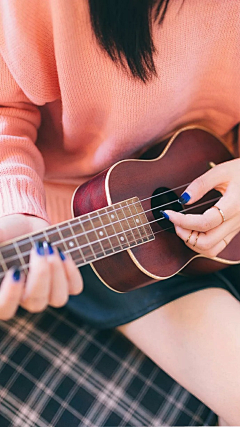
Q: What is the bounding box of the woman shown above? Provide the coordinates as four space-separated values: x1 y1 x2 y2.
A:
0 0 239 424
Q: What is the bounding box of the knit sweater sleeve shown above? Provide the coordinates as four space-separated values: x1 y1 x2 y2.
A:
0 0 60 223
0 54 50 222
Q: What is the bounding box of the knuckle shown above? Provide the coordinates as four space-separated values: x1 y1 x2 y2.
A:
50 295 69 308
175 226 182 237
199 239 212 251
37 264 49 277
0 312 14 321
195 176 206 194
69 283 83 295
205 248 218 258
24 298 48 313
201 217 212 231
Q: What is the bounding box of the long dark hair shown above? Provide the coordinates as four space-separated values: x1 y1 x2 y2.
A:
88 0 170 82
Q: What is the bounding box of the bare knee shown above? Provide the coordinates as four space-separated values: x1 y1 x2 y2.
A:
118 288 240 426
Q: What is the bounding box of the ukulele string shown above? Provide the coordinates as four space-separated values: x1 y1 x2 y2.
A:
0 193 220 258
0 179 216 251
0 182 191 250
0 196 220 277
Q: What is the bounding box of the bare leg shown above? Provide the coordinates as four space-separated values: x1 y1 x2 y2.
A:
218 416 229 426
118 288 240 425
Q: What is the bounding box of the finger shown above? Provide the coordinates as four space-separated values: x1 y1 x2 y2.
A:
165 184 238 232
177 162 232 206
57 249 84 295
0 267 25 320
175 223 240 257
164 207 225 232
192 228 239 258
47 244 69 307
20 242 50 313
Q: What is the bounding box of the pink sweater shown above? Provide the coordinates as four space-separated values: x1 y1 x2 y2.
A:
0 0 239 224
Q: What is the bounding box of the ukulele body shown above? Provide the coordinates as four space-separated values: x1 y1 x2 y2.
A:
72 126 240 292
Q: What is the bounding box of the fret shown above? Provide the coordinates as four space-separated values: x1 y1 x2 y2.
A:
67 220 86 264
29 231 45 244
42 230 50 243
85 213 106 258
119 201 141 245
109 203 129 249
0 197 153 285
56 225 69 254
96 211 115 255
43 227 65 254
101 208 122 252
128 201 151 242
16 240 32 257
56 222 80 263
81 214 104 260
0 249 8 273
133 200 154 239
13 241 29 276
106 205 127 249
1 243 22 271
73 217 97 262
112 202 137 248
67 219 87 263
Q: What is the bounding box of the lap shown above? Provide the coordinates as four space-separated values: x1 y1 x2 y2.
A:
118 287 240 425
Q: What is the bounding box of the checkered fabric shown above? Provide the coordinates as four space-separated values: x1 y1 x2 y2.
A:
0 306 217 427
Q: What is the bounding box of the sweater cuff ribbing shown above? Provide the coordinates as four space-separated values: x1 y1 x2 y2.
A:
0 176 50 223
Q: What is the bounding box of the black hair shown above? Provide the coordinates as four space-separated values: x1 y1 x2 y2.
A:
88 0 170 82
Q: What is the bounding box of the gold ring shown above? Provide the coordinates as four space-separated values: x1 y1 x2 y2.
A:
223 238 228 247
185 230 194 244
211 205 226 224
193 231 200 247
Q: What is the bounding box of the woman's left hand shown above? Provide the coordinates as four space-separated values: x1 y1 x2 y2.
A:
163 158 240 257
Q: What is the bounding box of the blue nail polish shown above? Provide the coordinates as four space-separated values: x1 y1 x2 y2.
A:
35 241 44 256
57 248 66 261
47 242 54 255
12 267 21 282
179 192 191 204
160 210 170 220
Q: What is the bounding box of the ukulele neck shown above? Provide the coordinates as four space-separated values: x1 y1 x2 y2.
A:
0 197 154 283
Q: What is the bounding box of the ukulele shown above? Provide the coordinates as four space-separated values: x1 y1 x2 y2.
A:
0 126 240 293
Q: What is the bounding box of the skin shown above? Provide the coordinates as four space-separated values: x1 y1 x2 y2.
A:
0 214 83 320
118 158 240 425
1 158 240 423
164 158 240 257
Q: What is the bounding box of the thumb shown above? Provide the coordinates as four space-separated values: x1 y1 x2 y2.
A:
0 214 50 243
179 163 228 205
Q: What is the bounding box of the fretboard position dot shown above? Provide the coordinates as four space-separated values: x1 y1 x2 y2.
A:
111 214 115 219
69 241 74 247
136 219 140 223
120 236 125 241
99 231 104 236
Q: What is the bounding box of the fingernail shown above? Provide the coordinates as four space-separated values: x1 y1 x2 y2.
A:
159 210 170 220
35 241 45 256
47 242 54 255
12 267 21 282
179 192 191 204
57 247 66 261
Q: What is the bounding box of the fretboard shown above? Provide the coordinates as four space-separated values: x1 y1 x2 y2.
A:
0 197 154 284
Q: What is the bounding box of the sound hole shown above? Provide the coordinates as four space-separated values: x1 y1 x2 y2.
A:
151 187 183 233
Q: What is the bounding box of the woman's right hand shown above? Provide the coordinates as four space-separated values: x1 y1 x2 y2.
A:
0 214 83 321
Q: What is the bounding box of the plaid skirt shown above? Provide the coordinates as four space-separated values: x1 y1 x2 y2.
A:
0 307 218 427
0 266 239 426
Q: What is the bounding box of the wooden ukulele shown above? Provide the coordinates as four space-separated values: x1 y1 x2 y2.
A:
0 126 240 292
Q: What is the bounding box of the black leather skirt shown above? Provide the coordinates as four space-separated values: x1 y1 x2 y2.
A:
66 264 240 329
